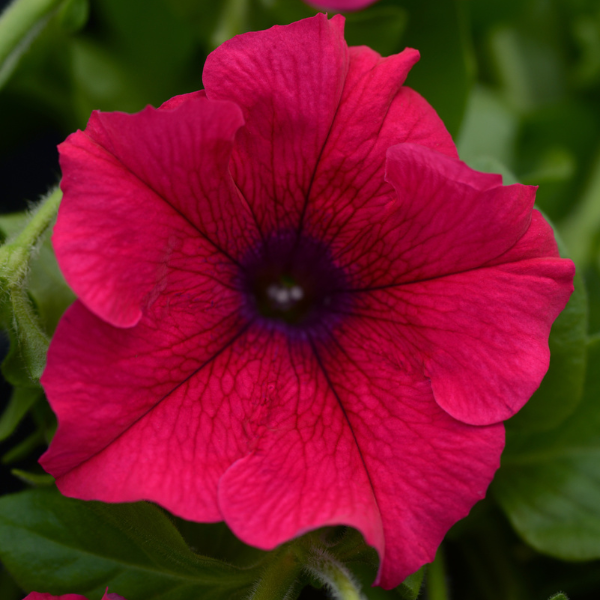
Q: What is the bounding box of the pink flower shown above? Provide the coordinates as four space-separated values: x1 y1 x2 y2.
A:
304 0 379 11
40 14 573 589
25 590 125 600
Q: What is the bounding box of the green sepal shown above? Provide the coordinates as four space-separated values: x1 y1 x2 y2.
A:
0 188 72 385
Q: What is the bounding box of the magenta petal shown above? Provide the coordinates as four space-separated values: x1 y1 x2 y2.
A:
484 209 561 265
330 144 537 288
306 46 457 245
55 94 254 327
41 287 250 520
218 327 503 589
103 590 126 600
23 595 89 600
341 254 574 425
203 14 348 234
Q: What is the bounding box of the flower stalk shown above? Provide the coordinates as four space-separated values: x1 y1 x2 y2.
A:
0 186 62 380
305 546 366 600
249 545 305 600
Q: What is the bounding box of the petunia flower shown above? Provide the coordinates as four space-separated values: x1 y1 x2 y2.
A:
40 14 574 589
304 0 379 12
25 590 126 600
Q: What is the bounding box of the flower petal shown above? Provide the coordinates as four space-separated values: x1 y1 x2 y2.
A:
336 253 574 425
202 14 349 235
328 143 539 289
55 93 254 327
41 283 251 520
218 331 385 567
306 46 457 244
23 595 88 600
218 326 503 589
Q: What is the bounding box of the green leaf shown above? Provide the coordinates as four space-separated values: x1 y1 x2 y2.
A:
560 146 600 269
1 429 45 464
0 0 65 89
0 386 42 442
391 567 424 600
400 0 474 138
344 6 407 58
10 468 55 486
493 335 600 561
548 594 569 600
57 0 88 33
0 488 262 599
457 86 519 171
0 568 22 600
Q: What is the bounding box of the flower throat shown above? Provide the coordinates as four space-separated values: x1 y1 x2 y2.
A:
240 232 350 334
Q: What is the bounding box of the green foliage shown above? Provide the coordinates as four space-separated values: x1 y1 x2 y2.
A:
0 488 263 599
399 0 473 138
0 0 65 89
494 335 600 561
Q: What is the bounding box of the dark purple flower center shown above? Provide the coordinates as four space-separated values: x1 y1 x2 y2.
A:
240 231 350 335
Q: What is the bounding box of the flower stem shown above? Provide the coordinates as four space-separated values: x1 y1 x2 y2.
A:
0 186 62 380
306 546 366 600
249 545 304 600
0 0 65 88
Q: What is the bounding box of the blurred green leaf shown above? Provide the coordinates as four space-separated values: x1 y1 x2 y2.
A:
211 0 249 48
344 6 407 57
10 468 54 486
516 101 599 222
1 429 45 464
0 0 65 89
0 386 42 442
0 568 22 600
457 86 519 170
0 488 262 599
400 0 474 138
57 0 89 33
493 335 600 561
560 147 600 269
489 26 565 113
